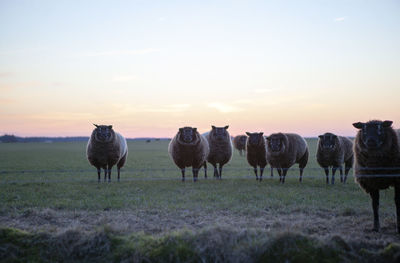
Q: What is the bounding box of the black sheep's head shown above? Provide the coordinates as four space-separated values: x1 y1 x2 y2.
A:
179 127 197 143
239 136 247 144
211 125 229 141
353 120 393 150
318 133 337 150
245 132 264 146
93 124 114 142
266 133 285 152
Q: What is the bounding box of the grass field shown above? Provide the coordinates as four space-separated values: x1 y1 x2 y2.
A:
1 139 400 262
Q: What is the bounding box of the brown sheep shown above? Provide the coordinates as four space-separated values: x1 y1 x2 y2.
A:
86 124 128 182
353 120 400 233
205 125 233 179
168 126 209 182
245 132 268 181
316 133 354 184
266 133 308 183
233 135 247 156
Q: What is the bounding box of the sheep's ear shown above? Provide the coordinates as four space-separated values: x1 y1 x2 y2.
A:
266 136 271 141
245 132 251 136
260 132 264 136
211 125 216 129
383 120 393 127
179 128 183 132
93 124 99 128
224 125 229 130
333 135 338 139
352 122 363 129
318 135 323 138
193 128 197 132
108 125 113 129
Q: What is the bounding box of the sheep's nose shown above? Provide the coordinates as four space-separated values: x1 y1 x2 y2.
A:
366 138 378 148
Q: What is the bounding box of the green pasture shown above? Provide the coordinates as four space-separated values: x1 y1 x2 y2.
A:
0 139 371 214
1 139 399 262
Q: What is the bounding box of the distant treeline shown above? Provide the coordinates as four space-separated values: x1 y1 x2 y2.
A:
0 134 171 143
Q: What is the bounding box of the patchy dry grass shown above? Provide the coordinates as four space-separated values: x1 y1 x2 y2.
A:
1 225 400 262
1 140 400 262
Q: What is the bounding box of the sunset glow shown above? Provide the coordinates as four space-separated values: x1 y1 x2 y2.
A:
1 0 399 138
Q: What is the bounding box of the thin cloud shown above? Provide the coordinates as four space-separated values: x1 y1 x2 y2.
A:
144 104 191 113
82 48 161 57
113 104 191 114
253 88 275 94
208 102 242 113
112 74 137 82
0 72 13 78
334 17 345 22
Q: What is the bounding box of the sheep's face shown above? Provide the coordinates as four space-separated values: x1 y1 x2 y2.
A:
245 132 264 146
179 127 197 143
93 124 114 142
353 120 393 150
239 136 247 145
211 125 229 141
319 133 337 150
266 134 285 153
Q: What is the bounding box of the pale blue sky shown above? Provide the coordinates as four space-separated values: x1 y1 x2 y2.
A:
1 0 399 137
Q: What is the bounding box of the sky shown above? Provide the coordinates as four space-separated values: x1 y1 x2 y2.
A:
0 0 399 138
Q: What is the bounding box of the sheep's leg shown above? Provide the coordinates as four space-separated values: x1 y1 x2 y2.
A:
270 167 273 178
370 190 380 232
181 168 185 182
324 167 329 184
192 167 199 182
203 162 207 179
253 167 258 181
97 168 101 183
331 167 337 185
282 168 288 184
239 150 242 156
104 168 107 182
218 164 223 179
117 167 120 182
277 168 282 183
108 168 111 183
212 164 218 178
344 157 353 184
395 185 400 233
259 167 265 182
298 149 308 183
299 167 304 183
339 166 343 183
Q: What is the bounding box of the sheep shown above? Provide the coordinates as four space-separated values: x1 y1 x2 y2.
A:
316 133 354 184
233 135 247 156
205 125 233 179
266 133 308 183
86 124 128 182
352 120 400 233
245 132 268 181
168 126 209 182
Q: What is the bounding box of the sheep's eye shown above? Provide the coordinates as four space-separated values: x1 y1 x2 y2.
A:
377 125 382 135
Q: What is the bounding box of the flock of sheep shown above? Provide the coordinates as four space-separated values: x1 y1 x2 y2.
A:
86 120 400 233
